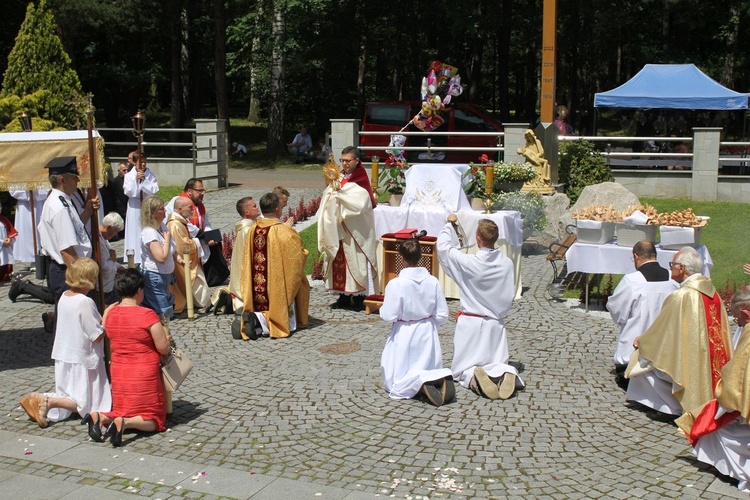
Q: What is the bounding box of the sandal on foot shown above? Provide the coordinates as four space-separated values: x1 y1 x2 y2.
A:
20 395 37 422
82 412 104 442
34 393 49 428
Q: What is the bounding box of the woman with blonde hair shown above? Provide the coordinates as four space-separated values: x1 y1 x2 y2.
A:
139 195 176 319
20 258 111 428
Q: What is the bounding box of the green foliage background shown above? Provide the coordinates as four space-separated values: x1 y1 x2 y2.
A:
1 0 84 130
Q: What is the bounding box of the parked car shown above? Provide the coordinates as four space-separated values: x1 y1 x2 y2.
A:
359 101 503 163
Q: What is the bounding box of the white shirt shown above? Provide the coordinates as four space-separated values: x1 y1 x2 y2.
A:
51 293 104 369
38 188 91 265
140 225 175 274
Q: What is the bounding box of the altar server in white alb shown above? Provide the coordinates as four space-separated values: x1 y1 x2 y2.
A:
437 215 524 400
607 241 677 373
379 239 455 407
123 151 159 264
9 188 48 264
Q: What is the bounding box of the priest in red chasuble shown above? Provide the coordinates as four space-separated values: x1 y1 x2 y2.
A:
239 192 310 339
675 287 750 493
626 246 732 416
316 146 379 312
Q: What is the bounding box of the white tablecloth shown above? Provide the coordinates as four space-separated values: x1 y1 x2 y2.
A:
374 206 524 299
566 242 712 277
403 164 472 212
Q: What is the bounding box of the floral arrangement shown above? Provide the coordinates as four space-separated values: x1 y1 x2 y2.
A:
378 154 410 195
463 154 537 198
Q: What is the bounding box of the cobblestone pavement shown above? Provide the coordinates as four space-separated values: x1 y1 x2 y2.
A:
0 177 743 498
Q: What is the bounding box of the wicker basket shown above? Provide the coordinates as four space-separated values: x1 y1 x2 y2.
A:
576 220 616 244
616 223 657 247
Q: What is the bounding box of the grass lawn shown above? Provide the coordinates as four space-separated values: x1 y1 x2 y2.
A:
299 223 321 276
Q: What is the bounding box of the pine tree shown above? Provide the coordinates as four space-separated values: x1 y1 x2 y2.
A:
1 0 84 129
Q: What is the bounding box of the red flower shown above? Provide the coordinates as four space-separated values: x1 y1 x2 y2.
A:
479 154 490 164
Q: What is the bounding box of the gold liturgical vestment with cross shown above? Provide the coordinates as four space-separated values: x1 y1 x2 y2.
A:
626 275 732 416
240 218 310 339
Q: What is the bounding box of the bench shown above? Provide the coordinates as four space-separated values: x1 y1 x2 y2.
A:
547 224 577 284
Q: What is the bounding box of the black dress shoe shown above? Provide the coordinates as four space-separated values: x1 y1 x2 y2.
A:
8 278 22 302
41 312 54 333
441 377 456 404
82 412 104 442
420 382 444 406
350 295 366 312
330 294 351 309
242 311 258 340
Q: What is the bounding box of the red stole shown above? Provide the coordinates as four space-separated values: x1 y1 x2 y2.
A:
342 161 377 208
178 192 206 229
685 292 736 446
251 224 270 311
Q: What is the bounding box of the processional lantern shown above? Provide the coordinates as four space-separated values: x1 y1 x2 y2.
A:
132 111 145 138
18 111 32 132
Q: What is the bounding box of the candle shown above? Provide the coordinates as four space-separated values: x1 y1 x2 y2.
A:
183 246 194 321
485 164 494 196
126 249 135 269
371 155 379 191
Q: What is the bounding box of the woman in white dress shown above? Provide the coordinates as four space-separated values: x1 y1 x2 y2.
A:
20 258 111 428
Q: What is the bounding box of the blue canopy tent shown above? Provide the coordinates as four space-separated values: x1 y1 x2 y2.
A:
594 64 748 110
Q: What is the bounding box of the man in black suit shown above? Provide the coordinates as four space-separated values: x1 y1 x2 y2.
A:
633 241 670 281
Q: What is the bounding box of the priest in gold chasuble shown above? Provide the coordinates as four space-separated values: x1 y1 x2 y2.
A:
167 197 211 313
240 193 310 339
229 197 261 311
626 247 732 416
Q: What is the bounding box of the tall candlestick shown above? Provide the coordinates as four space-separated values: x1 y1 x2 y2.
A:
371 155 379 192
485 164 494 197
183 247 194 321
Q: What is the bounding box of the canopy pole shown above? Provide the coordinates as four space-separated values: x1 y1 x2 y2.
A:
85 94 104 312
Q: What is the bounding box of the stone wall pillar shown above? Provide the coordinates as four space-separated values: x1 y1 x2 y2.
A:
195 119 228 189
503 124 530 164
691 127 721 201
535 122 559 184
330 119 360 161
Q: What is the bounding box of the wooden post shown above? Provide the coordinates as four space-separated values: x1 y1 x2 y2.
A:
540 0 557 123
85 95 104 311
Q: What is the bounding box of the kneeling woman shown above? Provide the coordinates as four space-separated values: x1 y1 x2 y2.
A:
21 258 111 428
83 269 171 446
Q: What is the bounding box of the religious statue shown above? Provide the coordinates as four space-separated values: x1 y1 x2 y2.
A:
518 129 555 195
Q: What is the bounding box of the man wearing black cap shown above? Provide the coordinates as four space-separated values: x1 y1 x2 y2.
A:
37 156 99 332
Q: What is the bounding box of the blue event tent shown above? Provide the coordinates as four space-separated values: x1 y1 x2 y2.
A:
594 64 748 110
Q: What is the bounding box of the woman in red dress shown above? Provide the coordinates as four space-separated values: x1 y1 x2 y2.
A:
82 269 171 446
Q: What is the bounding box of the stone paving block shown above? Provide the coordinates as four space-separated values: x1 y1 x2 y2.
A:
250 477 351 499
0 433 78 463
173 464 276 499
58 484 138 499
43 442 141 472
109 453 200 486
0 471 81 498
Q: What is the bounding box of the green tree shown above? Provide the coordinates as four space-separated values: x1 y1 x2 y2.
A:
1 0 84 129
